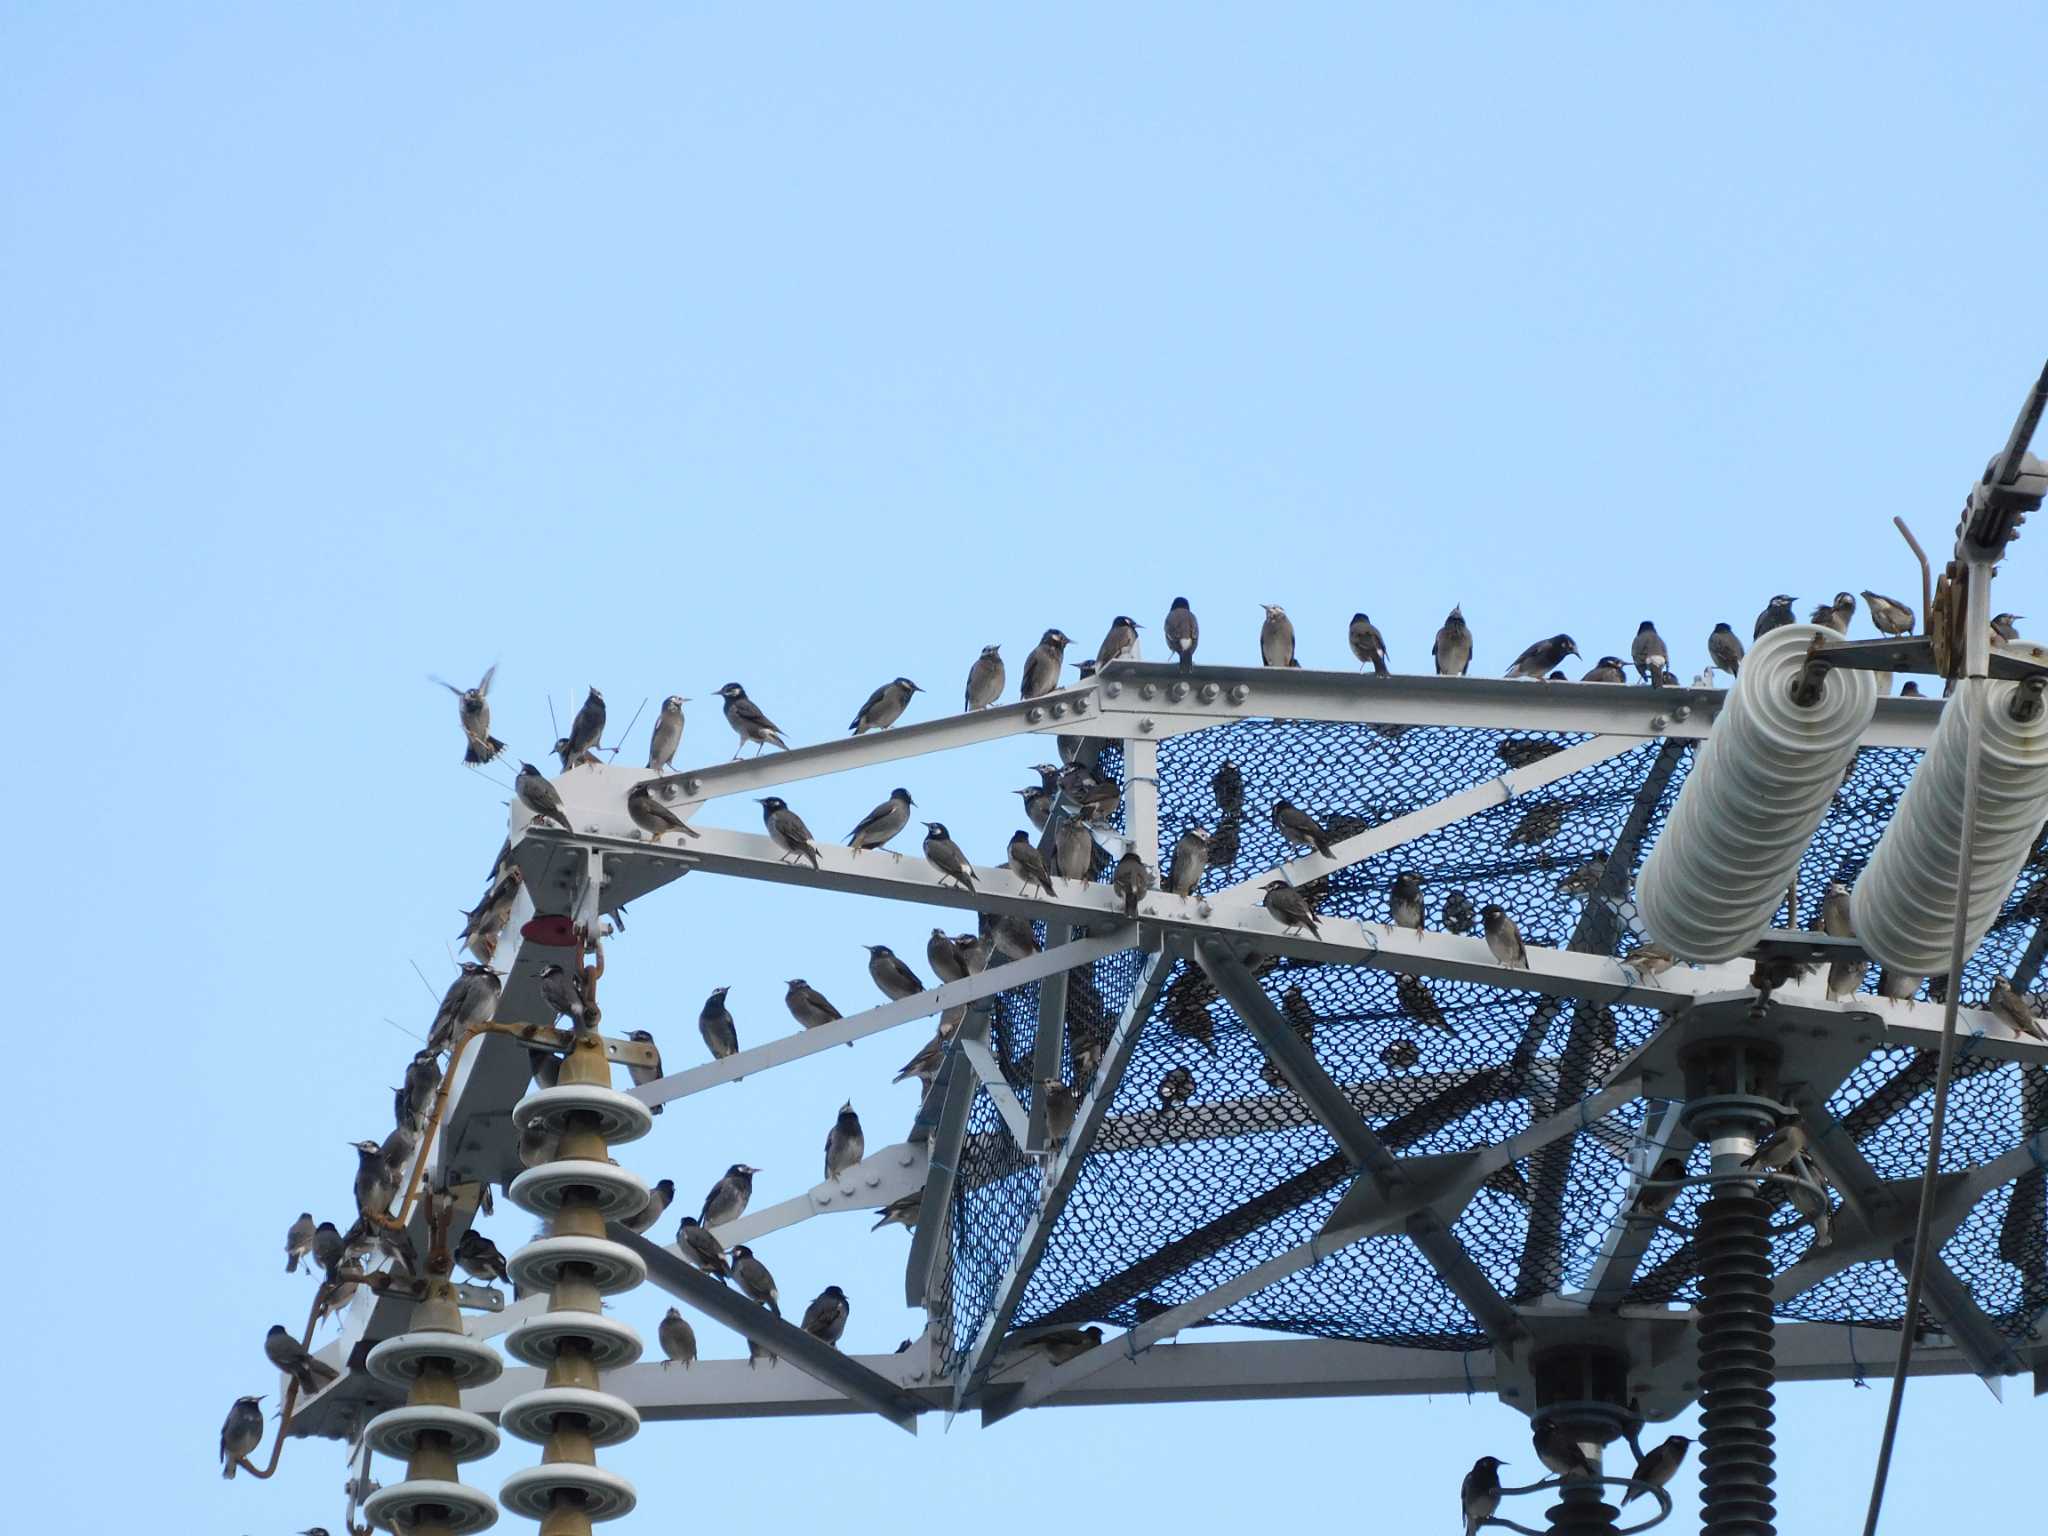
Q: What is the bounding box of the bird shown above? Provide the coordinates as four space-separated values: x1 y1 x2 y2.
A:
1261 880 1321 935
1786 1153 1834 1246
1164 597 1199 669
750 795 822 868
265 1324 339 1395
785 979 842 1032
1742 1120 1807 1172
870 1189 925 1233
433 665 504 764
454 1229 511 1285
623 1028 666 1106
1054 815 1097 883
310 1220 345 1279
350 1139 396 1224
1991 612 2024 645
847 788 915 853
1096 615 1141 667
563 687 606 767
921 822 977 889
893 1032 946 1089
459 866 524 962
730 1245 781 1314
1899 680 1924 697
1388 871 1424 932
1164 827 1211 896
1007 830 1059 896
1461 1456 1505 1536
1380 1038 1421 1069
1987 977 2048 1042
748 1336 778 1370
850 677 922 734
1034 1325 1104 1364
1441 889 1475 935
1433 605 1473 676
1157 1065 1195 1110
1622 1435 1692 1509
1581 655 1627 683
700 1164 759 1228
964 645 1006 710
1508 801 1564 847
1481 905 1528 968
535 963 589 1033
1629 942 1677 979
220 1394 264 1478
1534 1422 1595 1480
645 695 688 772
716 682 788 756
1348 613 1389 674
1754 594 1797 638
1878 968 1923 1003
1016 780 1055 831
699 986 739 1060
426 961 501 1055
825 1102 865 1182
864 944 925 1002
1021 629 1072 698
1555 853 1609 897
1629 1154 1689 1223
1708 622 1745 677
514 763 573 831
1259 604 1296 667
658 1307 697 1368
1397 973 1450 1033
1271 798 1337 858
285 1212 315 1273
1112 850 1152 916
801 1285 850 1346
1630 620 1668 683
620 1175 675 1234
1042 1081 1079 1143
1862 590 1915 635
1505 633 1579 679
1211 758 1245 811
627 781 700 844
927 927 971 983
676 1215 730 1279
1810 591 1857 633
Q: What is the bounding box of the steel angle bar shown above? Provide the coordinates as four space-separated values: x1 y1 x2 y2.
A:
1573 1099 1691 1309
905 1044 976 1307
717 1142 929 1249
957 1031 1032 1147
466 1353 941 1424
1027 924 1076 1153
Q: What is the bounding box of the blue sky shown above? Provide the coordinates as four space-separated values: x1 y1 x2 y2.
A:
6 5 2046 1532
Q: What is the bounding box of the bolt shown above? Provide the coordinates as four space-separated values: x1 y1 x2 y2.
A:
1168 680 1189 702
1050 702 1068 719
1027 706 1044 724
1140 682 1157 700
684 777 700 795
1106 682 1122 698
1227 683 1250 704
1649 714 1668 731
1140 718 1156 733
1198 682 1219 703
1671 704 1691 721
1071 696 1087 714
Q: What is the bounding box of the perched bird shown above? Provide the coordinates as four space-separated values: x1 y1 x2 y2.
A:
1258 604 1297 667
1708 623 1745 677
351 1139 396 1224
1630 620 1669 684
676 1215 730 1279
825 1102 865 1182
1534 1423 1595 1481
1262 880 1321 935
563 687 606 767
1810 591 1857 633
615 1176 676 1236
1397 973 1450 1033
1630 1154 1689 1223
1271 798 1337 858
1753 594 1797 639
1112 850 1152 916
699 986 739 1060
658 1306 697 1369
1020 628 1073 698
310 1220 345 1279
1461 1456 1505 1536
850 677 922 734
1059 762 1121 820
1380 1038 1421 1069
646 695 688 772
1987 976 2048 1042
730 1245 781 1314
1818 881 1862 1000
624 1028 666 1109
785 979 842 1032
1042 1081 1079 1143
285 1212 316 1273
752 795 822 869
864 944 925 1002
220 1394 265 1478
1508 801 1563 847
1054 816 1097 883
700 1164 759 1228
1481 905 1528 968
1096 615 1142 667
1556 853 1609 897
873 1190 924 1231
627 781 699 844
535 963 588 1033
893 1031 946 1089
1433 605 1474 676
1164 597 1200 669
964 645 1006 710
1899 681 1924 697
801 1285 850 1346
1441 888 1476 935
1878 968 1923 1003
1622 1436 1692 1509
1211 758 1245 812
1388 871 1425 932
514 763 573 831
459 866 524 962
1158 1065 1196 1110
1035 1325 1104 1364
518 1120 561 1169
921 822 978 890
453 1228 511 1285
1348 613 1389 674
1581 655 1627 684
1016 779 1056 831
1742 1120 1807 1172
926 927 970 984
265 1324 339 1395
1496 738 1562 768
1505 633 1579 679
716 682 788 757
847 788 915 853
1007 830 1059 896
1164 827 1211 897
748 1336 778 1370
432 665 504 765
1991 612 2024 645
1786 1153 1834 1246
1629 943 1677 979
1862 590 1915 636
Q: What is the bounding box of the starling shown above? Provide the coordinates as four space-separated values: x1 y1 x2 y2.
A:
785 979 842 1031
514 763 573 831
699 986 739 1060
627 781 700 844
646 695 688 772
1481 905 1528 968
927 927 970 983
519 1120 561 1168
1810 591 1856 633
865 944 925 1002
1388 871 1424 932
1988 977 2048 1042
535 963 588 1032
459 866 524 963
434 665 503 764
893 1032 946 1088
1899 680 1924 696
220 1394 264 1478
622 1176 675 1234
1111 849 1152 916
850 677 922 734
623 1028 666 1106
1211 758 1244 812
1348 613 1389 674
1157 1065 1195 1110
454 1229 511 1285
1164 827 1211 896
1380 1038 1421 1069
1742 1120 1807 1171
1036 1325 1104 1363
1042 1080 1079 1143
285 1212 315 1273
1441 888 1475 934
427 961 502 1055
310 1220 345 1279
1397 973 1450 1032
1708 622 1745 677
873 1190 924 1231
1259 604 1297 667
1991 612 2024 645
1878 968 1923 1003
1496 738 1562 768
964 645 1006 710
1630 620 1669 684
265 1324 339 1395
1096 615 1142 667
1535 1422 1596 1480
1016 780 1055 832
922 822 978 890
1007 830 1059 896
1059 762 1121 821
801 1285 850 1346
676 1215 730 1279
1054 815 1098 883
1271 798 1337 858
1021 629 1073 699
748 796 821 870
1505 633 1579 679
1164 596 1199 669
1461 1456 1505 1536
1508 801 1564 847
1862 590 1914 636
658 1306 697 1369
730 1245 781 1314
1786 1153 1834 1246
1622 1435 1692 1509
1262 880 1321 935
1631 1154 1688 1222
561 686 606 768
847 788 915 853
1555 853 1609 897
1580 655 1626 683
748 1336 778 1369
350 1139 396 1224
1433 605 1473 677
700 1164 759 1228
716 682 788 756
1754 594 1797 639
1629 943 1677 978
824 1102 866 1182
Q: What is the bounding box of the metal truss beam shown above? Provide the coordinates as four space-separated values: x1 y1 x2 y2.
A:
904 1042 976 1307
1026 923 1076 1153
957 1027 1031 1147
1573 1099 1691 1309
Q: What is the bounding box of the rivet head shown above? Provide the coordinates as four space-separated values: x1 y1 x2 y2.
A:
1139 682 1157 700
1227 683 1250 704
1050 702 1068 719
1168 681 1189 702
1026 706 1044 724
1198 682 1219 703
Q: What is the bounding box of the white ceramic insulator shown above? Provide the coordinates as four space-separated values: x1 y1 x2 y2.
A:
1850 678 2048 975
1637 624 1878 962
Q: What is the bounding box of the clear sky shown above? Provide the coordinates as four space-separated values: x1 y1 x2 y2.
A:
6 4 2046 1533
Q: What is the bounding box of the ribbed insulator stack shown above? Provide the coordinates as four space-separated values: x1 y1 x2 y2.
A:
362 1281 504 1535
1851 677 2048 975
1638 624 1878 962
499 1036 652 1536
